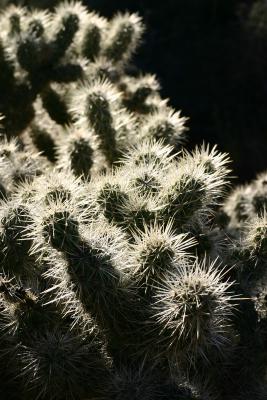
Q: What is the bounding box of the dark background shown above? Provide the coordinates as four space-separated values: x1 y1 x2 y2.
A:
86 0 267 183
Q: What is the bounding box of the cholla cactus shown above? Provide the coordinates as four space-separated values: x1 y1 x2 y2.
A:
0 2 265 400
130 222 196 296
0 131 242 399
224 171 267 229
150 258 235 366
0 1 187 176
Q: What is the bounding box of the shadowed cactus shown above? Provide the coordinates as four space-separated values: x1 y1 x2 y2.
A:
0 201 35 277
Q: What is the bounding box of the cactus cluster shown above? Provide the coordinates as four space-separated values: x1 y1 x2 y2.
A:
0 2 266 400
0 1 186 174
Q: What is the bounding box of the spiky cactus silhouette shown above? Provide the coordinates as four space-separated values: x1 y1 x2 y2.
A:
0 2 266 400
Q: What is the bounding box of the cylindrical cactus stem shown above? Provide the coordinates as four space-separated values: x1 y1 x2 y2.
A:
68 135 94 179
56 127 102 179
82 23 101 60
65 235 139 354
96 181 129 225
130 222 196 296
158 146 228 231
181 144 231 206
28 199 88 259
160 169 207 230
40 207 139 352
0 6 26 38
140 107 188 149
149 258 236 366
42 209 80 253
223 185 253 227
85 88 117 165
0 201 35 278
242 211 267 262
64 237 125 327
119 74 160 114
71 79 122 166
49 10 79 64
79 12 107 61
104 13 144 64
16 12 50 73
